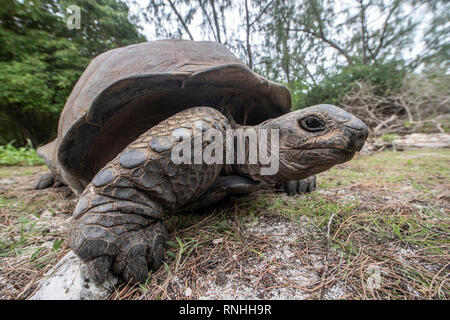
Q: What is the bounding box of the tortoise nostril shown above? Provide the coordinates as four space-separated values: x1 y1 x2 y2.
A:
348 126 368 151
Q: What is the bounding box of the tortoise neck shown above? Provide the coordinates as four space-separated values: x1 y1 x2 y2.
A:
223 124 272 183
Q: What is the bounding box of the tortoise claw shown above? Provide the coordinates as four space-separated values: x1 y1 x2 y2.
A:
71 216 167 285
283 176 316 196
69 187 167 285
86 255 114 284
112 220 167 284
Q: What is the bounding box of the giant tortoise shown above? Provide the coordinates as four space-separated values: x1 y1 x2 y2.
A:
36 40 368 284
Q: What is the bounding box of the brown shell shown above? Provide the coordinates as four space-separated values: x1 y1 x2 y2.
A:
38 40 291 192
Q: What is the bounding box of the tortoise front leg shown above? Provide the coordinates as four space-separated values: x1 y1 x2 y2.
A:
68 148 170 285
69 107 230 284
69 180 167 284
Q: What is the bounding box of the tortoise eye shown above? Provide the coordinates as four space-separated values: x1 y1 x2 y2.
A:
300 116 325 132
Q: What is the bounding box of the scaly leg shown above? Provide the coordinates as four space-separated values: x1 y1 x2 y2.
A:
69 182 167 284
69 107 230 284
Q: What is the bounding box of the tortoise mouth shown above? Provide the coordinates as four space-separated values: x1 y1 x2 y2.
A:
286 146 357 155
283 147 356 169
304 147 357 154
304 147 356 162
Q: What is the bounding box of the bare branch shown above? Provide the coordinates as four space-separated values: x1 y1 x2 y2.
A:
245 0 253 68
300 0 354 65
167 0 194 40
358 0 369 64
249 0 273 28
197 0 218 41
296 57 318 86
373 0 402 60
285 28 354 65
209 0 222 43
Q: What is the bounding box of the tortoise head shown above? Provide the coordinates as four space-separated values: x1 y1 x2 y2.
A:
259 104 368 182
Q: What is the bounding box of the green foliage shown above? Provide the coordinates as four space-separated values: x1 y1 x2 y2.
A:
0 0 145 146
380 133 398 143
0 141 44 166
282 80 309 111
293 62 407 109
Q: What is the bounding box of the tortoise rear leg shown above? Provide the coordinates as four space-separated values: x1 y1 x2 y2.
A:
34 172 65 189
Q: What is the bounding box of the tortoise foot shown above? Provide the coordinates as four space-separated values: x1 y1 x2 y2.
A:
283 176 316 196
69 187 167 284
71 213 167 285
34 173 65 190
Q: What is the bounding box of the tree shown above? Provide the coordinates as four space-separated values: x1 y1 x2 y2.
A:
260 0 421 76
140 0 198 40
0 0 145 146
60 0 146 57
258 0 323 87
255 0 449 109
416 0 450 70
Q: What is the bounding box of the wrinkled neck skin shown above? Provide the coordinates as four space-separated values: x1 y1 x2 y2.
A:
224 123 328 185
223 124 261 181
226 120 357 185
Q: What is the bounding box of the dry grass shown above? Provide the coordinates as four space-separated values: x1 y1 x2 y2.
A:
0 167 76 299
0 149 449 300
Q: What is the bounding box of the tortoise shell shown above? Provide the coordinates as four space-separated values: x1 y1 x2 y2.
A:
38 39 291 193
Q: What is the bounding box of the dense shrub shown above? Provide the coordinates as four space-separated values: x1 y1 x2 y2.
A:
292 62 407 110
0 0 145 146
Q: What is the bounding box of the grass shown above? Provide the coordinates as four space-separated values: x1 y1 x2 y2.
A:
0 168 75 299
0 147 449 300
317 148 450 192
244 192 449 299
127 148 449 300
0 190 73 287
0 194 61 258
